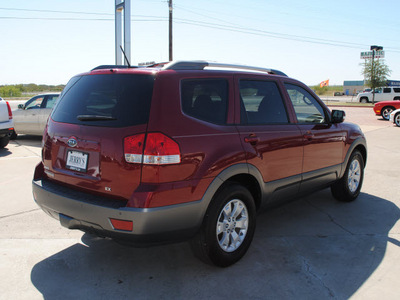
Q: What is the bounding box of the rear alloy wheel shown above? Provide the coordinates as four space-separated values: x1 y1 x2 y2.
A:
381 107 394 120
190 184 256 267
395 113 400 127
360 98 368 103
331 150 364 202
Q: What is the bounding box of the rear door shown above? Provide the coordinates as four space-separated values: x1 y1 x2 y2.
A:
235 76 303 202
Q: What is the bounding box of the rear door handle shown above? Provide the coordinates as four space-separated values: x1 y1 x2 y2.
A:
303 131 314 140
244 135 260 145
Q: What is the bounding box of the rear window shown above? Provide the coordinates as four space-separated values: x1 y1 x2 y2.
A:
51 74 154 127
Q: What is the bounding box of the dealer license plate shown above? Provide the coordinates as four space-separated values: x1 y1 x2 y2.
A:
66 150 88 172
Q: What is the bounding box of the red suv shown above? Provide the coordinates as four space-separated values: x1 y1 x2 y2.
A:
33 61 367 267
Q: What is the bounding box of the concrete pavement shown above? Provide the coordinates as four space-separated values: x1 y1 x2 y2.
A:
0 108 399 299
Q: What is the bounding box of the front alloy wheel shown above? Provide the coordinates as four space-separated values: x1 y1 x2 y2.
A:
331 150 364 202
382 107 393 120
347 159 361 193
395 113 400 127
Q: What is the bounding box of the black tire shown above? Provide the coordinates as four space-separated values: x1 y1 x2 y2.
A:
0 135 10 148
381 106 394 120
394 113 400 127
9 130 17 140
331 150 364 202
360 97 368 103
190 184 256 267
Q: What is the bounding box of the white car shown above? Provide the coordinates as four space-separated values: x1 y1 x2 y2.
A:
389 108 400 127
11 93 59 139
356 87 400 103
0 97 14 148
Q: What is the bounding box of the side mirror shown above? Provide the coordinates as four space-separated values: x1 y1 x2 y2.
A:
331 110 345 123
18 104 24 109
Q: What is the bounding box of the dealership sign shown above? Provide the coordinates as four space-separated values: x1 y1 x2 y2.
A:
360 51 385 59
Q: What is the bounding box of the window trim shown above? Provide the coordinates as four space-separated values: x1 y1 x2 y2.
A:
283 82 330 125
238 79 290 126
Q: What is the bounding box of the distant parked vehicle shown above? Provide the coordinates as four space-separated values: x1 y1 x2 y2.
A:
11 93 59 139
373 100 400 120
0 97 13 148
357 87 400 103
389 108 400 127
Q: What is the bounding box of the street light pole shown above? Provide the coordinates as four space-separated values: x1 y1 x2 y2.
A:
370 45 383 104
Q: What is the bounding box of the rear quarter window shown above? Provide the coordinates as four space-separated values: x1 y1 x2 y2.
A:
51 74 154 127
181 79 228 125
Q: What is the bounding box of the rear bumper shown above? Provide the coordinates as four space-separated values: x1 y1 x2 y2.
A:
0 126 13 136
32 178 204 245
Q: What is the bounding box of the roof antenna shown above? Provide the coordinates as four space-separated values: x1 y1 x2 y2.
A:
120 45 131 67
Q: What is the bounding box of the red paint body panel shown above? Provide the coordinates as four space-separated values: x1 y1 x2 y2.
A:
373 100 400 115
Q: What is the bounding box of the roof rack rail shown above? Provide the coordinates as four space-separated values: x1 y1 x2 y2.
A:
162 61 287 76
91 65 138 71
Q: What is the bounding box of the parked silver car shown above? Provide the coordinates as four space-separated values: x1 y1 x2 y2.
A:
389 108 400 127
11 93 59 139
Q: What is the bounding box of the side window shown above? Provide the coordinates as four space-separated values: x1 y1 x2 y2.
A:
383 88 391 93
285 84 326 124
25 96 44 109
393 88 400 93
45 95 59 109
181 79 228 125
239 80 288 124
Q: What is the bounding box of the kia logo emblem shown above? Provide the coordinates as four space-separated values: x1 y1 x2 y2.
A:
67 137 78 148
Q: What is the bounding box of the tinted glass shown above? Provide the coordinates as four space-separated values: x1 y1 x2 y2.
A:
383 88 391 93
285 83 326 123
393 88 400 93
45 95 59 109
239 80 288 124
181 79 228 124
51 74 154 127
25 96 44 109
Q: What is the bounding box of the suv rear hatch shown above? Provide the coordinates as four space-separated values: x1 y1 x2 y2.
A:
42 70 155 202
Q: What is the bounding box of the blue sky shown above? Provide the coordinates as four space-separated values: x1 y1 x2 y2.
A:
1 0 399 86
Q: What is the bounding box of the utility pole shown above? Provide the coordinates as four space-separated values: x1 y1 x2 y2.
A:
169 0 173 61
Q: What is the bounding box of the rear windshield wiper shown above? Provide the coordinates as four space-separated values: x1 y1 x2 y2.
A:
77 115 117 121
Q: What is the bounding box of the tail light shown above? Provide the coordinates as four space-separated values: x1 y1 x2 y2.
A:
6 101 12 119
124 133 145 163
124 133 180 165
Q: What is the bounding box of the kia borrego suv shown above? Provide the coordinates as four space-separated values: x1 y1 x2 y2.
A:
33 61 367 267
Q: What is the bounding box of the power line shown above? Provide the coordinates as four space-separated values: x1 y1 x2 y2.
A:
2 6 400 53
0 7 113 16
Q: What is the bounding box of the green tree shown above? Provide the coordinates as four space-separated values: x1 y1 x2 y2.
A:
0 85 22 97
362 58 391 102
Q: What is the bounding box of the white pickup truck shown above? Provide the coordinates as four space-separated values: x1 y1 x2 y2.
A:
0 97 14 148
356 87 400 103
